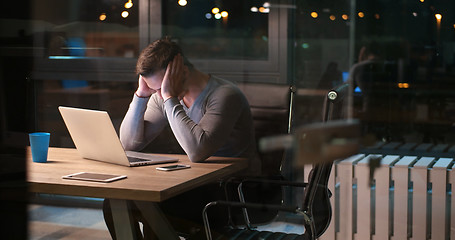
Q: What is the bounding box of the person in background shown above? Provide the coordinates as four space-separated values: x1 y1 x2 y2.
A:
317 61 343 90
349 41 384 96
103 36 260 239
348 41 384 113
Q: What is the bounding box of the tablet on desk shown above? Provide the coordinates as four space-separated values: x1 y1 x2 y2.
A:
62 172 127 183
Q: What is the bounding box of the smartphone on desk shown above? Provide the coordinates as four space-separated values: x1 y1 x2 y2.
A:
156 164 191 171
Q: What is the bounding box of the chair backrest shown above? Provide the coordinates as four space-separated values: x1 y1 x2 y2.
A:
302 162 332 239
302 85 351 239
236 82 295 176
322 83 350 122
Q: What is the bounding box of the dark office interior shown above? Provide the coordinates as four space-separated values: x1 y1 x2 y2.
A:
2 0 455 239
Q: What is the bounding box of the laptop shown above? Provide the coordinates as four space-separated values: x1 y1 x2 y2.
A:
58 106 178 167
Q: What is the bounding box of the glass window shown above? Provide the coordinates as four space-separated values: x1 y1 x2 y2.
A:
348 0 455 142
293 0 351 88
31 78 135 147
31 0 139 59
4 0 455 239
163 0 269 60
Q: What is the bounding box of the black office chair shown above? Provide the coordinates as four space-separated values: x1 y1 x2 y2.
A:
236 82 296 176
203 159 333 240
219 83 295 227
203 85 357 240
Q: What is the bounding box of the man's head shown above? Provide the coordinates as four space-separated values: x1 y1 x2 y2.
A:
358 41 382 62
136 37 193 77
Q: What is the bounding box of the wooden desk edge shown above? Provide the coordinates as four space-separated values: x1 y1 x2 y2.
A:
27 147 248 202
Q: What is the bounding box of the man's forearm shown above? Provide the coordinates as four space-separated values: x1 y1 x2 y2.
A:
163 97 225 162
119 95 150 150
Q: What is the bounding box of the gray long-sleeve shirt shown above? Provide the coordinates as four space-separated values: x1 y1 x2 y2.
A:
120 76 260 174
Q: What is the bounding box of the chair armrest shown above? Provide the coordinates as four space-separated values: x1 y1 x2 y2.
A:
206 200 299 213
236 178 308 229
239 177 308 188
219 176 309 229
202 200 308 240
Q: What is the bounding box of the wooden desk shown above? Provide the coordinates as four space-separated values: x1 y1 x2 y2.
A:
27 147 247 239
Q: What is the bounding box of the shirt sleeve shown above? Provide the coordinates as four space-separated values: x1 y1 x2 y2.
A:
163 86 245 162
119 94 168 151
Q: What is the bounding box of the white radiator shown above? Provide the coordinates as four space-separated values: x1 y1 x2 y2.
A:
316 152 454 240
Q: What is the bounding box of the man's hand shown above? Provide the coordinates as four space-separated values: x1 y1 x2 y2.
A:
161 54 186 101
135 75 155 98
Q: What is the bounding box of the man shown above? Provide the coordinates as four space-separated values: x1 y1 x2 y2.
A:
120 37 257 166
103 37 260 239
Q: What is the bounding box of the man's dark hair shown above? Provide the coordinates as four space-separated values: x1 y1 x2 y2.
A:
136 36 193 77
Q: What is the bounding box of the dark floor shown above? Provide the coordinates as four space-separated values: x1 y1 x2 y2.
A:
28 204 111 240
27 196 304 240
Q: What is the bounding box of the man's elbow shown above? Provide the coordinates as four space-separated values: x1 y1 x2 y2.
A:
122 143 135 151
120 138 141 151
187 152 209 163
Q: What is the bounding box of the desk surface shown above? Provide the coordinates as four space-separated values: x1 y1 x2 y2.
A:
27 147 247 202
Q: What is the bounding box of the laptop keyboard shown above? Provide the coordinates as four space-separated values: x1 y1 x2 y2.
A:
125 151 178 165
127 156 148 163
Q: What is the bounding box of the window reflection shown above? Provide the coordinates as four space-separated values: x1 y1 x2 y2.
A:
32 0 139 59
34 79 136 146
3 0 455 239
163 0 269 60
347 0 455 143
